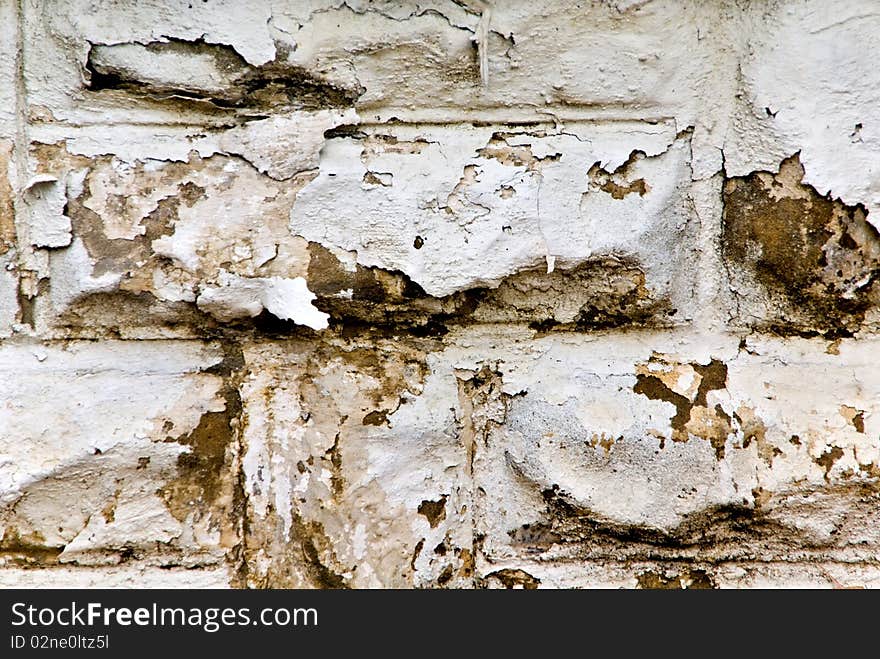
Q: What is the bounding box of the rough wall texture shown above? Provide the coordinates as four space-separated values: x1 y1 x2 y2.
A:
2 0 880 589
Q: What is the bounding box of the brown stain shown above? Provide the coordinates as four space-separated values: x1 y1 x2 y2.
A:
517 477 880 564
437 564 455 586
816 446 845 479
362 171 391 187
86 39 362 112
243 337 438 588
587 149 652 200
733 406 779 465
0 140 16 253
636 568 716 589
418 496 447 528
305 241 467 329
479 143 538 169
410 538 424 570
693 361 728 407
305 241 354 296
100 487 122 524
361 410 388 426
538 482 772 550
325 433 344 501
853 412 865 433
840 405 866 433
599 177 648 199
59 147 208 279
159 345 242 535
55 290 218 339
456 379 479 476
303 340 432 420
477 257 671 330
442 164 480 215
244 501 352 589
159 406 231 519
293 337 432 439
439 40 484 87
17 278 48 328
30 141 91 176
633 374 692 436
458 548 475 580
509 522 561 548
16 286 34 328
360 134 432 159
290 513 349 589
633 358 729 457
33 142 308 336
178 181 206 207
723 154 880 334
587 433 618 455
307 239 672 332
0 529 63 566
685 404 732 460
100 502 115 524
476 132 561 173
751 487 772 509
484 568 541 589
35 142 312 331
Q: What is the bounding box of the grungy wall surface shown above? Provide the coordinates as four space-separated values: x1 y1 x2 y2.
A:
1 0 880 589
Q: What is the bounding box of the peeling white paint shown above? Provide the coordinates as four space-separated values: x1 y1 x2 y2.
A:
24 177 71 248
0 341 228 565
218 110 358 180
291 121 689 298
197 271 328 329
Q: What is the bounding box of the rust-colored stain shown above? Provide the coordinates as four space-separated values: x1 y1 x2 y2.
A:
723 154 880 333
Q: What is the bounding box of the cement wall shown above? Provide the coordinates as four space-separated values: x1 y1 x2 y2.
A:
2 0 879 588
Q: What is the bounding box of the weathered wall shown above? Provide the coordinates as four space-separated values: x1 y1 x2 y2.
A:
2 0 879 588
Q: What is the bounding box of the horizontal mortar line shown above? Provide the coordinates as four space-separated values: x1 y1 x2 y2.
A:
7 339 222 345
484 558 880 567
0 564 226 570
489 555 880 562
25 107 677 131
27 120 241 131
352 106 676 125
0 326 709 340
5 327 880 342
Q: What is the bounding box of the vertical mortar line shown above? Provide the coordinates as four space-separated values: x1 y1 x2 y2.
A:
477 2 492 88
686 5 741 341
454 367 480 588
690 171 727 336
467 390 478 590
230 345 251 589
13 0 27 232
12 0 36 329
